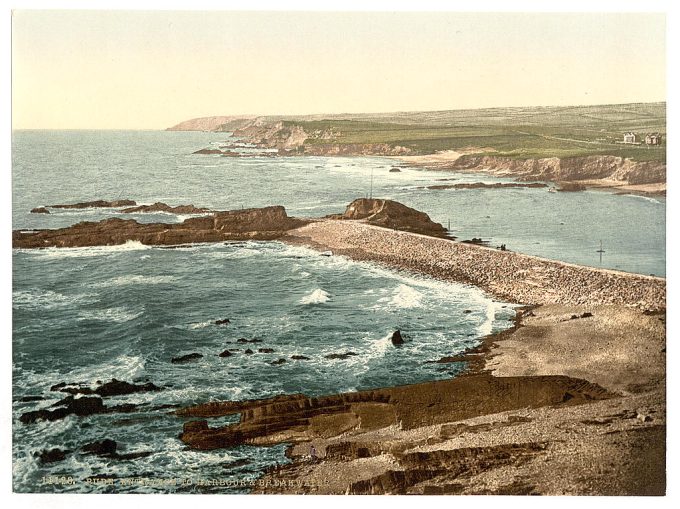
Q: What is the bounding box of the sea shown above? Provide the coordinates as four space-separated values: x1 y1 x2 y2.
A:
11 130 666 493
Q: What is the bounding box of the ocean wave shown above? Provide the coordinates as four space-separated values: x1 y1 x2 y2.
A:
78 307 144 323
379 284 424 309
620 194 663 205
65 354 147 383
90 275 178 287
299 289 330 305
12 289 98 310
20 240 151 259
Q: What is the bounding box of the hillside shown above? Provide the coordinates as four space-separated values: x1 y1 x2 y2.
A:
168 102 666 162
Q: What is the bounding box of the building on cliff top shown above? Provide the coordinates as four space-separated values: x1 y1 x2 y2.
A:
645 133 663 145
623 132 638 144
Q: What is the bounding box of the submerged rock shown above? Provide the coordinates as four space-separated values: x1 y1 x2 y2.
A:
324 352 359 360
214 318 231 325
237 338 262 344
171 353 204 364
37 448 69 464
218 350 234 358
30 207 50 214
258 348 275 354
83 439 118 456
291 355 310 360
270 358 287 365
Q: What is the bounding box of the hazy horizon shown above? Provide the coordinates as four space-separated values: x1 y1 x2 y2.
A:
12 11 665 129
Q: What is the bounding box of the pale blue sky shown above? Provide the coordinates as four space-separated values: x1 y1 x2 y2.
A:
12 11 666 128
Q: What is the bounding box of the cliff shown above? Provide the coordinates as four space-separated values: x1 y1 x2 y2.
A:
167 116 256 132
441 154 666 185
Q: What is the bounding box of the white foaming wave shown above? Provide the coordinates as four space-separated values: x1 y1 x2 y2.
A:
20 240 151 259
90 275 178 287
65 354 146 383
468 292 510 336
299 288 330 305
378 284 424 309
78 307 144 323
189 320 213 330
12 289 98 310
620 194 663 205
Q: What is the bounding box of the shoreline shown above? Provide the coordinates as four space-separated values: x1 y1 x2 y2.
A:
177 221 665 495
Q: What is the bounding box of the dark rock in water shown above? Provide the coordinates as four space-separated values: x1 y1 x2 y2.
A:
324 352 359 360
463 238 486 245
244 349 254 355
193 148 224 155
30 207 50 214
389 168 402 172
339 198 448 238
19 395 44 402
214 318 231 325
53 378 162 397
83 439 118 456
463 309 472 314
270 358 287 365
82 439 152 460
13 205 310 249
20 395 137 424
95 379 162 397
426 355 467 364
37 448 69 464
171 353 204 364
237 338 262 344
581 312 593 318
222 458 251 471
49 200 137 209
258 348 275 354
291 355 310 360
218 350 234 358
391 330 405 346
121 202 211 215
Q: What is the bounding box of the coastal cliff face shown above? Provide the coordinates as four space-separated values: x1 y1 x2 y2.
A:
446 154 666 185
167 116 256 132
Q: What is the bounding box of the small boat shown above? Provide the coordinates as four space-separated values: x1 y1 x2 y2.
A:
320 251 333 257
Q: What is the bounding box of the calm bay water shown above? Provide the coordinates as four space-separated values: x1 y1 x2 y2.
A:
11 130 665 492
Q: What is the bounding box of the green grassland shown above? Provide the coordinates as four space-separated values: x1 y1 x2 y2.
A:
277 102 666 161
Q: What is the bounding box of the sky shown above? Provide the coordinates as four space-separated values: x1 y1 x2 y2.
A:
11 10 666 129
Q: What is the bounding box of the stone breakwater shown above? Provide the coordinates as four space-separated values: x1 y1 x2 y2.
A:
285 220 665 310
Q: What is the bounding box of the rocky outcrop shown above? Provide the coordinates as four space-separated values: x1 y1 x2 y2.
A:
51 379 162 397
121 202 212 214
13 205 310 249
171 353 203 364
20 396 137 424
48 200 137 209
30 207 50 214
334 198 448 238
177 374 611 450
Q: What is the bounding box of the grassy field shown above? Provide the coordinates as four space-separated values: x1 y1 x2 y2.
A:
275 102 666 161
